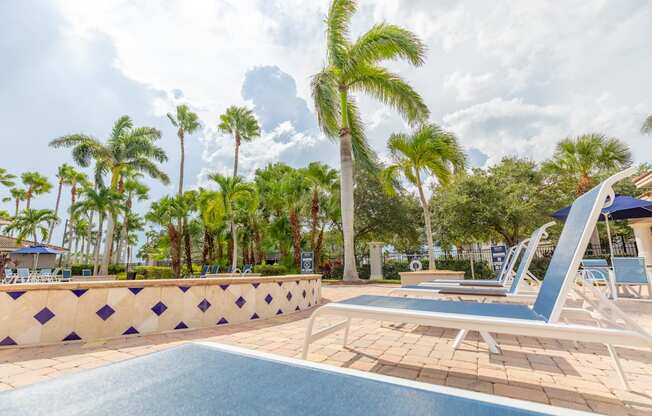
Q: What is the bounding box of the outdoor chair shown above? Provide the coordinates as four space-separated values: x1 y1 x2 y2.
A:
16 268 30 283
200 264 210 277
210 265 220 274
418 242 526 288
61 269 72 282
612 257 652 299
0 342 594 416
302 168 652 391
580 258 610 283
2 269 15 284
389 222 554 299
241 264 253 276
82 269 92 277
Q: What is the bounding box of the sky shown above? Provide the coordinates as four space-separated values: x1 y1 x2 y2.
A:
1 0 651 246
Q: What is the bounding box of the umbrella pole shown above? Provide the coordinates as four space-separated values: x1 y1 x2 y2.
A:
603 213 617 299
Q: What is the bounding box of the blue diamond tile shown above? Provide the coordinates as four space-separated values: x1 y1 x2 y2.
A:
71 289 88 298
128 287 143 295
0 336 17 346
96 305 115 321
197 299 211 313
217 317 228 325
7 291 25 300
250 313 259 320
295 305 300 311
122 326 139 335
264 294 273 304
178 286 190 293
175 322 188 330
62 332 81 342
286 292 292 301
34 307 55 325
302 289 307 298
235 296 246 308
151 302 167 316
277 282 283 287
252 283 260 288
219 284 230 290
276 309 283 315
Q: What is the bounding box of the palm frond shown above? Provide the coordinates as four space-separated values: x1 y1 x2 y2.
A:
350 64 429 126
641 115 652 135
311 68 341 138
346 97 377 171
111 115 133 140
326 0 356 68
349 23 426 68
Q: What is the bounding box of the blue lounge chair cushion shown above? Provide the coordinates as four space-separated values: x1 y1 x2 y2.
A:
402 285 509 297
341 295 543 321
613 257 649 284
581 259 608 267
0 343 558 415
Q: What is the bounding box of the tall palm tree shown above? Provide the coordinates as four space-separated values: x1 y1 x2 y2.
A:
382 124 466 269
197 189 225 265
217 106 261 177
47 164 75 243
167 104 201 195
146 196 186 276
21 172 52 209
7 188 27 217
62 169 90 258
312 0 429 280
209 174 255 271
303 162 338 262
117 178 149 264
73 186 122 275
50 115 169 275
6 209 57 243
642 115 652 136
280 171 309 269
543 133 632 195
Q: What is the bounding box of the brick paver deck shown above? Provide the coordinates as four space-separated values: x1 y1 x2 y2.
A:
2 284 652 415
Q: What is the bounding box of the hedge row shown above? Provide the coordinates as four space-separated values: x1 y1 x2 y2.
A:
321 259 495 280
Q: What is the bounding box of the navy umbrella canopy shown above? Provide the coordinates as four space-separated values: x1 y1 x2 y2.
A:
552 195 652 221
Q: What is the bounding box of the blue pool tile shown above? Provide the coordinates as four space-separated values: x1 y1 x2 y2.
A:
217 317 228 325
286 292 292 301
178 286 190 293
151 302 167 316
264 294 273 304
7 291 25 300
302 290 307 298
0 336 17 346
122 326 139 335
250 313 259 320
128 287 143 295
62 332 81 342
219 284 229 290
70 289 88 298
276 309 283 315
175 322 188 330
277 282 283 287
197 299 211 313
251 283 260 288
96 305 116 321
295 306 300 311
235 296 246 308
34 307 55 325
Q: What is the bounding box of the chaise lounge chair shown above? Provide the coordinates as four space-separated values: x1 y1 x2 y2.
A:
612 257 652 299
302 167 652 390
0 342 594 416
418 241 527 288
388 222 554 298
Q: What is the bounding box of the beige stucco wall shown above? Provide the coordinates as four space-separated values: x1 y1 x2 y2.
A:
0 274 321 347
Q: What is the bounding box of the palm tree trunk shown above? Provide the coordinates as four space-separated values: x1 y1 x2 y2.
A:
14 198 19 217
339 128 359 281
168 223 181 277
101 214 115 275
25 188 32 210
315 226 325 272
310 190 319 250
183 217 193 275
415 173 436 270
231 222 238 271
47 180 63 243
93 214 104 275
233 135 241 177
290 209 302 269
202 229 210 264
178 131 185 195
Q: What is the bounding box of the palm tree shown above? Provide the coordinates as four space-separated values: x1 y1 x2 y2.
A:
311 0 429 280
73 186 122 274
304 162 338 264
21 172 52 209
197 189 225 265
62 169 90 259
117 178 149 264
167 104 201 195
382 124 466 269
544 133 632 195
50 115 169 275
146 196 186 276
642 115 652 136
280 171 309 269
209 174 255 271
217 106 261 177
7 188 27 217
0 168 16 189
47 164 75 243
6 209 57 243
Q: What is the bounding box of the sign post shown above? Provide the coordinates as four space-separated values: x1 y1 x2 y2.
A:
301 251 314 274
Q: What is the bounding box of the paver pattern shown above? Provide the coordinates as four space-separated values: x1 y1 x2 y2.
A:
1 283 652 415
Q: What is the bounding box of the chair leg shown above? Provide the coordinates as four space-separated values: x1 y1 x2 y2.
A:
479 331 501 354
343 317 351 347
452 329 468 350
607 344 631 391
302 313 318 359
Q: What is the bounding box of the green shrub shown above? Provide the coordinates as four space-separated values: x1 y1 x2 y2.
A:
71 264 125 275
322 259 494 280
132 266 176 279
253 264 289 276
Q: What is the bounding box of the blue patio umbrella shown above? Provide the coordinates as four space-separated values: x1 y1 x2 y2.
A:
551 195 652 265
13 244 64 269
